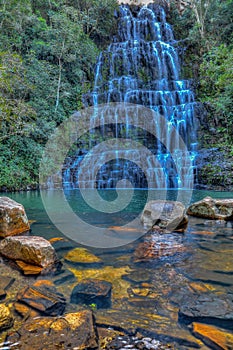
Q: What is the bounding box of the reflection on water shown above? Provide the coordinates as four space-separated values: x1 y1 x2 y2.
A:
0 189 233 349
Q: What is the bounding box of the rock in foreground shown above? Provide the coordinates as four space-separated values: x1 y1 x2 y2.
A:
6 310 98 349
17 282 66 316
141 200 187 231
187 196 233 220
0 197 30 237
0 236 58 272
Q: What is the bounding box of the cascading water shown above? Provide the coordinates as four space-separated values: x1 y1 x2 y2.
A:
62 3 197 190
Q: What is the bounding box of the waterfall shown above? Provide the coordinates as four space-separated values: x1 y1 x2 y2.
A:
62 3 197 190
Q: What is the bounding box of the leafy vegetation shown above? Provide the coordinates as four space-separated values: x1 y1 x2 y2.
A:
170 0 233 146
0 0 118 190
0 0 232 190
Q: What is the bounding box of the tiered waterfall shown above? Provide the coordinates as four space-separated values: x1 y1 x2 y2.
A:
62 4 197 189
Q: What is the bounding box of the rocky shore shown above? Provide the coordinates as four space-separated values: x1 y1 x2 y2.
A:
0 196 233 349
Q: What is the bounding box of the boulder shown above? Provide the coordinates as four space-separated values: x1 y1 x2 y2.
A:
192 323 233 350
6 310 98 349
187 196 233 220
17 282 66 316
71 279 112 309
0 304 13 331
0 197 30 237
0 236 58 272
140 200 187 231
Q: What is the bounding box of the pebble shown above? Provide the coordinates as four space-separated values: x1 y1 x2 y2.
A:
105 335 172 349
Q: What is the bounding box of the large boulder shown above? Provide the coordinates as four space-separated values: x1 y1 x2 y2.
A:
187 196 233 220
6 310 98 349
0 236 58 273
0 197 30 237
140 200 188 232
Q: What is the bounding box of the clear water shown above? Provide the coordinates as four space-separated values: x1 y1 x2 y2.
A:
1 189 233 349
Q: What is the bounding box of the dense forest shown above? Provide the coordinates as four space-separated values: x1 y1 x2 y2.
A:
0 0 232 190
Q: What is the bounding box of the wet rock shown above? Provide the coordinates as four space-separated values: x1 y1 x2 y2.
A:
17 282 66 316
134 233 185 262
0 197 30 237
187 196 233 220
14 301 40 318
6 310 98 349
0 304 13 331
192 322 233 350
179 292 233 328
68 265 131 300
65 247 102 264
141 200 187 232
0 236 58 272
71 279 112 309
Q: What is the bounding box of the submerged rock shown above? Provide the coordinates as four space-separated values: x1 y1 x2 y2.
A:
65 247 102 264
141 200 187 232
134 232 186 262
0 197 30 237
17 282 66 316
6 310 98 349
0 236 58 273
179 292 233 328
187 196 233 220
192 322 233 350
0 304 13 331
71 279 112 309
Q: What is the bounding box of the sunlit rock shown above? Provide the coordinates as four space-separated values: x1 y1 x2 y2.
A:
141 200 187 231
17 282 66 316
6 310 98 349
0 304 13 331
0 236 58 273
192 323 233 350
0 197 30 237
65 247 102 264
187 196 233 220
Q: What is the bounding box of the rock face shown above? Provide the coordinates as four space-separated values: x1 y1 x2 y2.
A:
0 304 13 331
187 196 233 220
71 279 112 309
6 310 98 349
140 200 187 231
17 282 66 316
192 323 233 350
0 197 30 237
0 236 58 271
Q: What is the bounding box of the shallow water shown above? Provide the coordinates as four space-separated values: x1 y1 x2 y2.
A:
1 189 233 349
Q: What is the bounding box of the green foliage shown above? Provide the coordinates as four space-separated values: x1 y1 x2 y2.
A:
199 45 233 141
0 0 118 190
